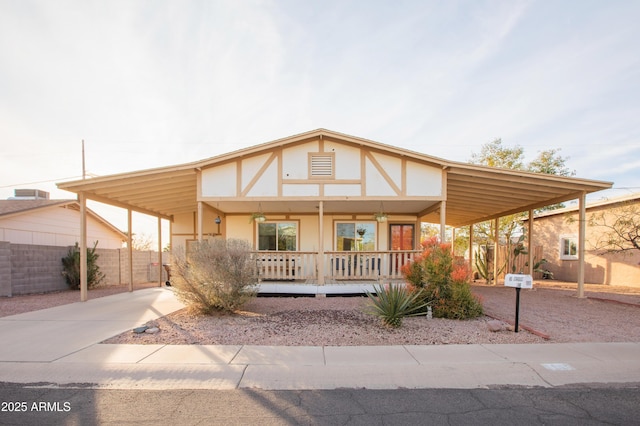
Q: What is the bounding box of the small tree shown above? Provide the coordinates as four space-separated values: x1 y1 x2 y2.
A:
171 238 258 314
61 242 105 290
470 138 525 170
124 232 154 251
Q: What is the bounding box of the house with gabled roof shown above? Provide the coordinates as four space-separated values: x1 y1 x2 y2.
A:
58 129 613 297
0 190 126 249
529 193 640 287
0 189 127 296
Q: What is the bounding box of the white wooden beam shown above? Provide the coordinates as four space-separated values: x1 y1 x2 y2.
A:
577 192 587 298
528 209 534 276
128 209 133 292
79 192 88 302
469 224 474 269
197 201 203 242
318 201 325 286
493 218 499 285
158 217 163 287
440 201 446 242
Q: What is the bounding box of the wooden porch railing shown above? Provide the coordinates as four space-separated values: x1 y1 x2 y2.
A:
253 250 421 281
254 251 317 280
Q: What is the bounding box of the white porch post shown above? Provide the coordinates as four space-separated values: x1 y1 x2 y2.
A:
128 209 133 292
577 192 587 298
528 209 534 276
157 217 162 287
469 224 474 267
79 192 87 302
493 218 499 285
197 201 203 242
439 201 446 242
451 227 456 253
318 201 325 286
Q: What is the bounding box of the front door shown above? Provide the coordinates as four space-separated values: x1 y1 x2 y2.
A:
389 224 415 276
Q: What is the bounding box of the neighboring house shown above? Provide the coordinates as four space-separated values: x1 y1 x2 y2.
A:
0 190 126 249
531 193 640 287
0 190 127 296
58 129 612 294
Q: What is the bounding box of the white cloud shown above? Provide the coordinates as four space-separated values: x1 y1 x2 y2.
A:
1 0 639 208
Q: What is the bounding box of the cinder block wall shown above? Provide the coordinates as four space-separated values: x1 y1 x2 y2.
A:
94 248 122 285
1 243 169 296
10 244 68 295
114 250 169 284
0 241 11 297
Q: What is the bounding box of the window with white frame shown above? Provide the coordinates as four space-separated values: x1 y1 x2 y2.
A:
335 222 376 251
257 222 297 251
560 235 578 260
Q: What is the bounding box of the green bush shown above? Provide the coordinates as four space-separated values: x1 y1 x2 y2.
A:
365 283 429 328
61 242 105 290
171 238 258 314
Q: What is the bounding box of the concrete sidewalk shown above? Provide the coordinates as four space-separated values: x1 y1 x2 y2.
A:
0 287 184 362
1 288 639 390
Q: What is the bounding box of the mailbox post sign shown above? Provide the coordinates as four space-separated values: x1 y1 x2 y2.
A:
504 274 533 332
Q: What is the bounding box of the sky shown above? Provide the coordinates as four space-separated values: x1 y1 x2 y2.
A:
1 0 639 238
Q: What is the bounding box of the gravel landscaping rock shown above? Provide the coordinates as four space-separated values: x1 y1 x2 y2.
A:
3 281 639 347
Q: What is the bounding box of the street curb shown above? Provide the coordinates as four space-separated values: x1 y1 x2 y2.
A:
587 297 640 308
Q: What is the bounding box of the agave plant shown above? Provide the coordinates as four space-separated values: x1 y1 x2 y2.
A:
365 283 429 328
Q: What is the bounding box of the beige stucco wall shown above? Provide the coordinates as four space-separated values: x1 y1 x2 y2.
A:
177 136 433 254
533 201 640 287
171 212 421 252
199 138 443 199
0 207 124 249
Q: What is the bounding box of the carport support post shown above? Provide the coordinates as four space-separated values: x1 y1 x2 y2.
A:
157 217 162 287
468 224 474 269
317 201 325 286
128 209 133 292
197 201 203 242
79 192 88 302
528 209 534 276
439 200 446 242
577 192 587 298
493 218 499 285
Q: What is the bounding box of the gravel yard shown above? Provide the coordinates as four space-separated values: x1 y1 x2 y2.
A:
2 281 640 346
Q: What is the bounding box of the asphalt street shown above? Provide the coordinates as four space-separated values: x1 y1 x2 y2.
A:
1 383 639 425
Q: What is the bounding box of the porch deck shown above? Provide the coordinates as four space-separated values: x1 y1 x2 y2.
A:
257 279 407 296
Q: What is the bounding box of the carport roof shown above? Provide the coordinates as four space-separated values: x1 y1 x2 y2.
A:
57 129 612 227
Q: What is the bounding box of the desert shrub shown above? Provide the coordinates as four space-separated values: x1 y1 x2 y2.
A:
171 238 258 314
404 237 483 319
61 241 105 290
401 253 425 288
365 283 429 328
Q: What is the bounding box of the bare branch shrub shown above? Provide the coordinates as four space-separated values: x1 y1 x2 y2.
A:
589 202 640 255
171 238 258 314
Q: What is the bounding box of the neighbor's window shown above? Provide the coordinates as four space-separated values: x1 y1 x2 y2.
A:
258 222 297 251
335 222 376 251
560 235 578 260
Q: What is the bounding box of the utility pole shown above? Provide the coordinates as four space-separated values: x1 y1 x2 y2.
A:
82 139 86 179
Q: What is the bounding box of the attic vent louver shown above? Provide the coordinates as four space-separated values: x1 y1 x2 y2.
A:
310 154 334 177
